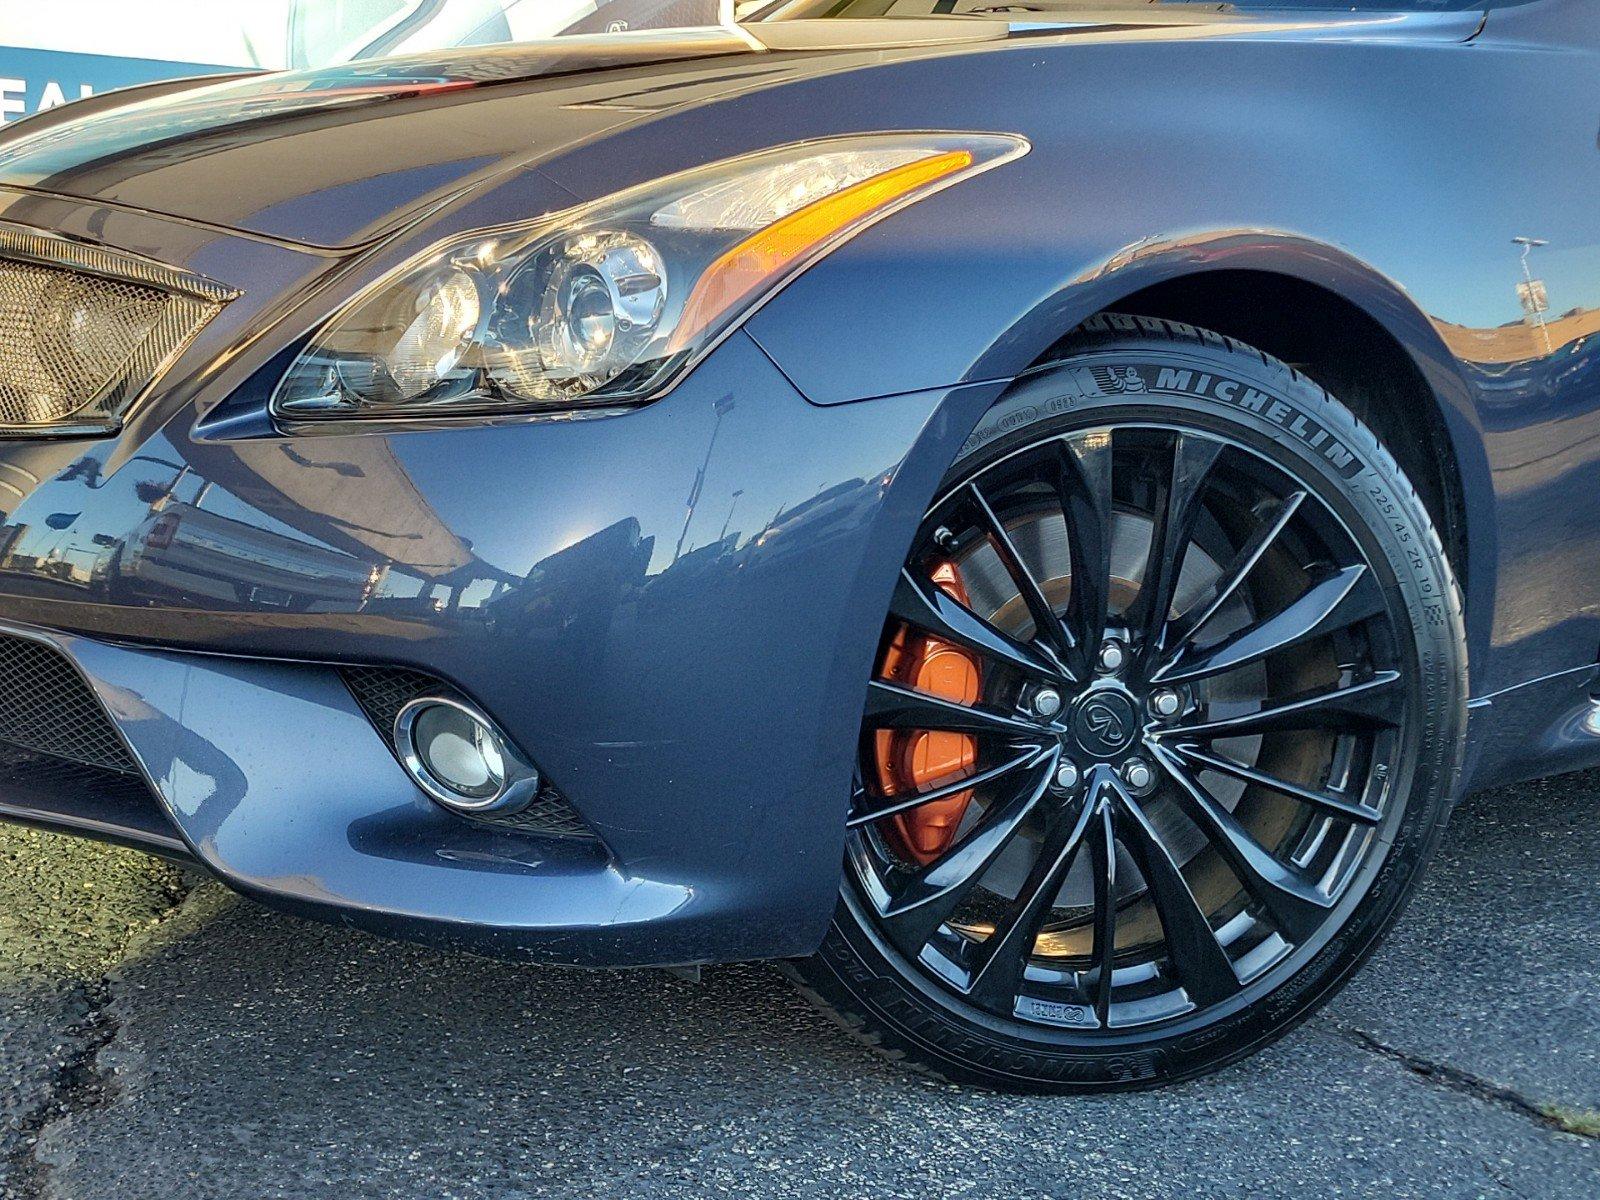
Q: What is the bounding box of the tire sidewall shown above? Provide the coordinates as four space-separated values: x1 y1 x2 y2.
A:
806 317 1468 1091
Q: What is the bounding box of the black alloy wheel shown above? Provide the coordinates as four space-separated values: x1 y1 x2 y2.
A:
788 316 1466 1090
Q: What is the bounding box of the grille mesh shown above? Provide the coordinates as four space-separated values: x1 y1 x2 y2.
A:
0 264 168 425
342 665 442 730
0 743 179 856
0 634 138 774
341 665 593 839
0 744 151 806
0 223 233 433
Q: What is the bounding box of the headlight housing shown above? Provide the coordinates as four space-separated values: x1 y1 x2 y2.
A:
271 132 1028 421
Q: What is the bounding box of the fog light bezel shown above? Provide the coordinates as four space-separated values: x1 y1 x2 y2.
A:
393 695 540 817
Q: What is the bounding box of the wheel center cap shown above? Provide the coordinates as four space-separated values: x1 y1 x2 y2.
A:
1071 689 1139 759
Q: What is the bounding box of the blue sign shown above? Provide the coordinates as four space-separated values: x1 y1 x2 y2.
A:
0 45 236 124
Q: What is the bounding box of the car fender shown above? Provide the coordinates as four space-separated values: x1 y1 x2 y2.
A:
757 228 1498 686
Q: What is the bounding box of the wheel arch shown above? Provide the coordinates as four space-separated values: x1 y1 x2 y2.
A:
977 242 1496 687
1064 275 1469 592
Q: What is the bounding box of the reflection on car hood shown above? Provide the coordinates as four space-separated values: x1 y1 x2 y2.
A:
0 28 763 249
0 12 1474 250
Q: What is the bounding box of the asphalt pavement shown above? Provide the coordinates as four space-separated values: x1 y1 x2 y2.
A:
1 769 1597 1199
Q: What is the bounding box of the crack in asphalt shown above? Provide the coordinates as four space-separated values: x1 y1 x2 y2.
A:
1337 1023 1600 1145
2 980 121 1200
1 869 199 1200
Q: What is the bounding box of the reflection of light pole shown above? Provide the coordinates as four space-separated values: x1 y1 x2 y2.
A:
1514 236 1553 355
719 489 744 543
675 394 735 562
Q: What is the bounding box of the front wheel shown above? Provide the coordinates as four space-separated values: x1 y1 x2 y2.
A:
787 315 1467 1091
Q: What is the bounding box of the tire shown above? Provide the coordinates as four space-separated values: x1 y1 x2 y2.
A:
785 313 1467 1091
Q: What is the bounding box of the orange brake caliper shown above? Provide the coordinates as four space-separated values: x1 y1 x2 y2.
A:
875 562 983 865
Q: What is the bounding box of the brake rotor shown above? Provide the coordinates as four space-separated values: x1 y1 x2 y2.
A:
874 503 1264 959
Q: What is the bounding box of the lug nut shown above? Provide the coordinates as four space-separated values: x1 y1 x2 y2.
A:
1150 688 1182 718
1098 640 1125 673
1053 760 1081 792
1120 759 1154 793
1031 687 1063 720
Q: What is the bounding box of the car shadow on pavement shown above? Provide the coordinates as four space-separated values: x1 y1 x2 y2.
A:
6 771 1600 1200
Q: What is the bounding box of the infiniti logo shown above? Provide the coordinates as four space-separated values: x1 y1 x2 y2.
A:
1083 701 1127 743
1071 690 1139 757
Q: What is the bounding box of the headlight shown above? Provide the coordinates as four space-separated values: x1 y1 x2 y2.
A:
272 132 1028 421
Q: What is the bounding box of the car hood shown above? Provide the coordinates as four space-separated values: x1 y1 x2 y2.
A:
0 12 1478 250
0 27 773 249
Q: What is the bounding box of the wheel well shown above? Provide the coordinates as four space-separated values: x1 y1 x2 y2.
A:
1045 270 1469 589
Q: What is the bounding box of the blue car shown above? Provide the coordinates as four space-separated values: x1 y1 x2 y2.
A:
0 0 724 123
0 0 1589 1090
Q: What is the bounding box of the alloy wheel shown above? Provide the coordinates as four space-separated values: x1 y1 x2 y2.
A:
850 421 1414 1033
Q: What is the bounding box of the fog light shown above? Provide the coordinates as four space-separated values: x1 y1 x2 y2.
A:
393 696 538 816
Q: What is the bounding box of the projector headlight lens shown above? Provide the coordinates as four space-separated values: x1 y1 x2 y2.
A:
272 132 1028 420
534 231 667 386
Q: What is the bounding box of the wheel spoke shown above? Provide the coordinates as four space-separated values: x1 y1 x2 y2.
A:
1170 744 1384 827
1149 745 1334 943
877 752 1059 958
848 748 1046 829
854 409 1419 1034
888 568 1062 679
1056 430 1114 673
1168 489 1306 649
1130 434 1225 667
1113 782 1241 1007
1151 671 1403 741
967 481 1075 664
1154 564 1385 685
964 793 1098 1010
864 679 1047 741
1086 784 1118 1026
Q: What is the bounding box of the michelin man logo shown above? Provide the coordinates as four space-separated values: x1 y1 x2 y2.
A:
1089 366 1148 396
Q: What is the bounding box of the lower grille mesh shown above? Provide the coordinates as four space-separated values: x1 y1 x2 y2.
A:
341 665 593 839
0 744 156 813
0 743 182 858
0 634 138 774
341 665 442 731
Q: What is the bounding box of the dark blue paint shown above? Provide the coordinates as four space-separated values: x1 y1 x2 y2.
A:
0 3 1592 963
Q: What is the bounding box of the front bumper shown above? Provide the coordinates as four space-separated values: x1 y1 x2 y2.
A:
0 194 1002 966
